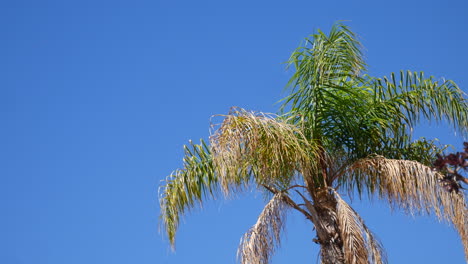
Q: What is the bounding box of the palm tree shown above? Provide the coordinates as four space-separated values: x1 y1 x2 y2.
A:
159 23 468 264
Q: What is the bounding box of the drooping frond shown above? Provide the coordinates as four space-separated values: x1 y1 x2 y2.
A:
210 107 319 194
333 190 387 264
346 156 468 259
287 70 468 162
237 193 288 264
343 69 468 160
159 139 217 247
370 71 468 136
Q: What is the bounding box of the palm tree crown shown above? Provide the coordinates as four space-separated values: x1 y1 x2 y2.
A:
159 23 468 263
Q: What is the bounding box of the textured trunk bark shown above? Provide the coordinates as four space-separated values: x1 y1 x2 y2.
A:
314 204 345 264
305 190 345 264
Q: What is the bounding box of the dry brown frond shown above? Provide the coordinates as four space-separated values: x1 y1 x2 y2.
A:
237 193 288 264
210 108 319 194
347 156 468 260
333 190 387 264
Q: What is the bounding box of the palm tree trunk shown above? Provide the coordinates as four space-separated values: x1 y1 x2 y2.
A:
313 204 345 264
305 191 345 264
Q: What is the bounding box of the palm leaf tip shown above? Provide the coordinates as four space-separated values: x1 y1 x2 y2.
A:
159 139 217 247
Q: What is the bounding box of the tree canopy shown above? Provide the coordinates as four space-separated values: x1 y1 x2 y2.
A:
159 22 468 263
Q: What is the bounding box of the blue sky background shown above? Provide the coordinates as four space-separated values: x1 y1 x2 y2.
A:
1 0 468 263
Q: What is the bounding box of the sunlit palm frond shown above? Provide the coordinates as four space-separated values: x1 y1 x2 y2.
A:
286 22 365 89
159 140 217 247
346 156 468 258
371 71 468 136
333 190 387 264
210 107 319 194
281 23 366 136
237 193 288 264
312 70 468 161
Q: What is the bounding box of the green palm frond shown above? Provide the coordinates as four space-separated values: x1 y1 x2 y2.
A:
370 71 468 136
282 26 468 163
286 22 365 89
326 70 468 160
392 138 448 165
237 193 288 264
159 139 216 246
281 23 366 137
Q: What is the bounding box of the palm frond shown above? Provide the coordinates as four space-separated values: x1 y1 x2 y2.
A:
286 22 365 90
210 107 320 194
281 23 366 136
333 190 387 264
237 193 288 264
159 139 217 247
370 71 468 136
307 69 468 161
346 156 468 259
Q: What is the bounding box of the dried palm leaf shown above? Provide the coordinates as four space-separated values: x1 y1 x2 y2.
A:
333 190 387 264
210 107 319 194
237 193 288 264
347 156 468 259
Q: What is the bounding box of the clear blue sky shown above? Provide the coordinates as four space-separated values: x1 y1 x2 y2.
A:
1 0 468 263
